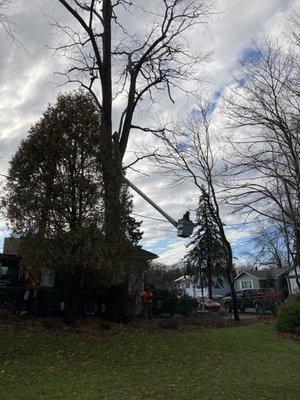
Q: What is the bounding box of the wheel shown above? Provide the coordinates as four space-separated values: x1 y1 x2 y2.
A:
84 300 98 316
255 302 264 314
224 303 232 313
275 297 284 306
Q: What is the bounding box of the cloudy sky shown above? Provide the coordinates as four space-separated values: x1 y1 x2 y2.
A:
0 0 298 265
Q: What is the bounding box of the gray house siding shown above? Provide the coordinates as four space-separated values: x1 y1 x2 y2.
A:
235 269 290 293
212 279 230 296
235 273 260 291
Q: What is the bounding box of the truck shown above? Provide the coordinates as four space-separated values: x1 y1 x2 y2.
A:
222 289 284 314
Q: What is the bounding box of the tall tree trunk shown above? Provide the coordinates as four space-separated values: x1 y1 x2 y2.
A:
100 1 125 278
207 257 213 299
225 242 239 321
64 265 83 325
224 266 239 321
294 225 300 290
100 133 124 281
101 0 112 135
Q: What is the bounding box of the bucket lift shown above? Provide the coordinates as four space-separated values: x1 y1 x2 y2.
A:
124 178 194 238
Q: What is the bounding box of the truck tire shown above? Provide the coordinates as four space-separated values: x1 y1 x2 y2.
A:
254 301 264 314
84 300 98 316
224 302 232 313
275 297 284 306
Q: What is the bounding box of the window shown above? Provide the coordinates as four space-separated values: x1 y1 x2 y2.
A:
40 267 55 288
0 266 8 277
240 280 253 290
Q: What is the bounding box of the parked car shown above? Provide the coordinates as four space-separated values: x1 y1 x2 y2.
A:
197 298 221 312
222 289 284 314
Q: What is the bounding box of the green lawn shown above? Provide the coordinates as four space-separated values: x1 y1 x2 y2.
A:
0 324 299 400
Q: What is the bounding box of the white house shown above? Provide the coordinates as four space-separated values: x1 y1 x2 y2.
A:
286 267 300 295
174 275 230 299
174 275 206 298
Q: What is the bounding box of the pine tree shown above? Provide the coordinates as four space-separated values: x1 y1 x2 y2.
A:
120 183 143 246
184 194 227 299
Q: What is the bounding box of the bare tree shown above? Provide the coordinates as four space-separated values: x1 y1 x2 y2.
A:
224 32 300 290
56 0 213 149
145 262 183 293
245 223 291 269
55 0 214 272
0 1 12 34
146 99 240 320
0 0 20 42
287 11 300 48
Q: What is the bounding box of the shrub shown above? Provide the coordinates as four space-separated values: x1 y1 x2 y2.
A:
177 296 198 316
159 318 179 330
40 318 64 330
285 294 300 304
276 296 300 334
208 309 227 320
0 309 11 320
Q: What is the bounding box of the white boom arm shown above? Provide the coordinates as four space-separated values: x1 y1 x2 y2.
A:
124 177 178 228
124 178 194 238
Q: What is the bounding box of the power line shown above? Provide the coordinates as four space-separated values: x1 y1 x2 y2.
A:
131 212 172 224
232 239 254 248
158 248 188 258
224 219 268 228
143 227 175 233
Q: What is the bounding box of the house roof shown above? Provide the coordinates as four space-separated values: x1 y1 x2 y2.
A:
2 237 158 261
235 267 290 280
134 247 158 260
174 275 191 283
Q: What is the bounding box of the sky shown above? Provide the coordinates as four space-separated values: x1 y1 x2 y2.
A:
0 0 298 265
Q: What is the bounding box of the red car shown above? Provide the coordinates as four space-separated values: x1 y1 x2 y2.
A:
197 298 221 312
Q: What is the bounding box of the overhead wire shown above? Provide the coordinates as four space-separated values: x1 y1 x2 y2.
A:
131 212 171 224
142 227 175 233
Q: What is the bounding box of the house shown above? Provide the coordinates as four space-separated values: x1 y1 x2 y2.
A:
174 275 230 299
174 275 202 298
286 267 300 295
234 268 290 294
2 237 157 291
1 237 158 318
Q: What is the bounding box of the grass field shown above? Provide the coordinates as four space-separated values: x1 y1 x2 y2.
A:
0 323 299 400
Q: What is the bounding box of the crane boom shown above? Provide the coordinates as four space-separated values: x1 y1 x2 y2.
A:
124 177 178 228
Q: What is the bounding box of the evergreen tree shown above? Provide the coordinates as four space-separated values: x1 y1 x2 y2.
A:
6 91 142 323
184 194 227 299
120 183 143 246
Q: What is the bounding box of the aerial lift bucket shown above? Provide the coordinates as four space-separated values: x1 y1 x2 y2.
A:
177 219 194 238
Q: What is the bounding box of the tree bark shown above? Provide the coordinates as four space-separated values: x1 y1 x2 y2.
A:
101 0 112 136
64 265 83 325
294 225 300 290
224 265 239 321
224 242 239 321
207 257 213 299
